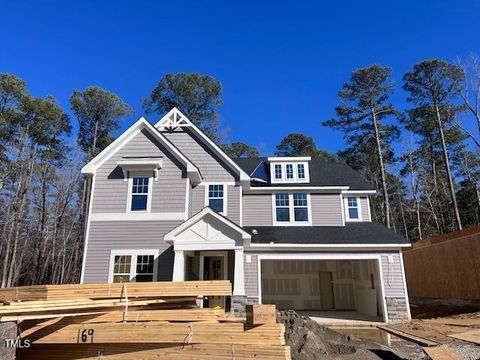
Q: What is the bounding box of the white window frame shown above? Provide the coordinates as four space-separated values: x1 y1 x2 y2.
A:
108 249 159 283
126 175 153 213
270 162 310 183
204 183 228 216
272 192 312 226
344 196 362 221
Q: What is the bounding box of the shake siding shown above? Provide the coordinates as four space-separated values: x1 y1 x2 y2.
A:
83 220 181 283
161 128 237 182
91 129 187 214
360 197 370 221
242 195 273 226
311 194 343 226
227 185 241 225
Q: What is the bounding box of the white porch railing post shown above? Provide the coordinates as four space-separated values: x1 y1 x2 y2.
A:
233 248 245 296
172 250 185 281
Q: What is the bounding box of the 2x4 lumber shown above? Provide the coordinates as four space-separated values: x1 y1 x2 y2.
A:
23 322 286 346
18 343 291 360
377 325 439 347
0 281 232 302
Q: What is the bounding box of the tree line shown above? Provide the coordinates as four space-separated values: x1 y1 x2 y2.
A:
1 56 479 287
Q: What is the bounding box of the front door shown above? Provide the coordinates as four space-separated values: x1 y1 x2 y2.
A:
203 256 224 308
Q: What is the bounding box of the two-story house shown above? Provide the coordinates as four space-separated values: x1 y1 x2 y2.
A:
80 108 411 323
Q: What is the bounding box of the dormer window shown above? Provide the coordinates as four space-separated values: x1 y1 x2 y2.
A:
344 196 362 221
268 157 310 184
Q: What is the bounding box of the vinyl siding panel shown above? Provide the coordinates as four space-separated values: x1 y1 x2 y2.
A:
191 185 205 215
360 197 370 221
83 220 181 283
162 128 237 182
227 185 241 225
91 129 187 214
244 254 259 301
243 195 273 226
311 194 343 226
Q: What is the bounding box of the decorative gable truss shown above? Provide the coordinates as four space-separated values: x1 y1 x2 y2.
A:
155 108 251 183
81 116 202 185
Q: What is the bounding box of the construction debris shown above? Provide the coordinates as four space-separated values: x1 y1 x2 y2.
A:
0 281 291 359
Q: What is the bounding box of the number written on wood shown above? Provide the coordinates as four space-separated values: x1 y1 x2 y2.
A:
79 329 95 343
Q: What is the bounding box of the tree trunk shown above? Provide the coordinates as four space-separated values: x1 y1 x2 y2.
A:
434 104 463 230
370 107 391 228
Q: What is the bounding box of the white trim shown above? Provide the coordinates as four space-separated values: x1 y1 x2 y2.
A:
108 249 160 283
269 161 310 184
344 196 363 222
204 183 228 216
341 190 376 194
247 186 348 192
239 185 243 227
80 175 95 284
126 175 153 213
185 179 190 220
249 243 411 249
256 253 388 322
164 207 251 243
116 158 163 181
90 212 186 221
267 156 311 162
272 192 312 226
155 108 250 182
340 193 346 226
399 251 412 320
81 116 202 185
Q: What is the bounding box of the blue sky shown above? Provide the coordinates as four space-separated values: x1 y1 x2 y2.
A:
1 1 479 156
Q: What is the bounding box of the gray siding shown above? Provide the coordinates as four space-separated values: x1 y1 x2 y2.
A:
227 185 241 225
311 194 343 226
191 185 205 215
162 128 237 182
360 197 370 221
83 220 181 283
244 254 259 302
91 129 187 214
243 194 273 226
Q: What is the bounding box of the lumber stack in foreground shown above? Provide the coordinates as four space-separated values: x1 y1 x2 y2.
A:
0 281 290 360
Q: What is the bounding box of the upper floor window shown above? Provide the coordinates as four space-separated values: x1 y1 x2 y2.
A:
208 184 225 214
347 196 359 220
269 159 310 183
274 164 282 180
110 250 157 283
274 193 310 224
286 164 294 179
297 164 305 179
130 176 151 212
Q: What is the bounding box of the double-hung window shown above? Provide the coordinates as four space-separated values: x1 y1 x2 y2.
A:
347 196 359 220
208 184 225 214
286 164 294 179
130 177 150 211
275 193 310 224
111 251 157 283
297 164 305 179
274 164 282 180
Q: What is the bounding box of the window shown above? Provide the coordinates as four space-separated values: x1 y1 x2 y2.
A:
208 184 224 213
293 193 308 221
286 164 294 179
274 193 310 224
110 251 157 283
347 197 359 220
297 164 305 179
130 177 149 211
275 193 290 222
274 164 282 179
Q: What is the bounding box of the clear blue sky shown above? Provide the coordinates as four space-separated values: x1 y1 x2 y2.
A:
2 1 479 156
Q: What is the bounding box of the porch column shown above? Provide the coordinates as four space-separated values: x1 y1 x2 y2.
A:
233 248 245 295
172 250 185 281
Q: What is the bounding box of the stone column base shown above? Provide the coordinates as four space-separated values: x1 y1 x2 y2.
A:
386 297 410 323
231 295 247 317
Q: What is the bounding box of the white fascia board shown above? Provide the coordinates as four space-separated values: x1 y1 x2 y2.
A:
267 157 311 162
342 190 376 194
155 108 250 182
164 207 251 243
117 159 163 168
248 243 412 249
246 186 349 193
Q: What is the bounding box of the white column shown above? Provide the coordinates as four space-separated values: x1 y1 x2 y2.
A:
233 248 245 296
172 250 185 281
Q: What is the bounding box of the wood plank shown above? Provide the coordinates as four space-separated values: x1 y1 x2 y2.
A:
447 329 480 345
423 347 462 360
377 325 439 346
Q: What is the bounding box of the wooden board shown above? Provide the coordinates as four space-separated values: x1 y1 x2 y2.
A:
246 305 276 325
447 329 480 345
377 325 438 346
423 347 462 360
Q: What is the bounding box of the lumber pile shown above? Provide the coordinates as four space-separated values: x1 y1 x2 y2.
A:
0 281 290 359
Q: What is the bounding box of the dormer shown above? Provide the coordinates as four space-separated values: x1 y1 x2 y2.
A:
268 157 311 184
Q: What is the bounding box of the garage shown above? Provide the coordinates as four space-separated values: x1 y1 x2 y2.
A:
259 258 386 322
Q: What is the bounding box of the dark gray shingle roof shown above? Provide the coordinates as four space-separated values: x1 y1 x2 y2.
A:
244 222 409 245
233 157 374 190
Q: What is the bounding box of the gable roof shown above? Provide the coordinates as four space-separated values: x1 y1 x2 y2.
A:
244 222 410 246
81 116 202 184
155 108 250 182
233 157 374 190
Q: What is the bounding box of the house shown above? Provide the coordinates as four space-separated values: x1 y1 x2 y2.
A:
80 108 411 323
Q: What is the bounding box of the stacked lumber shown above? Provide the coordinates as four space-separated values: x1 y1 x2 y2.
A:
0 281 290 360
